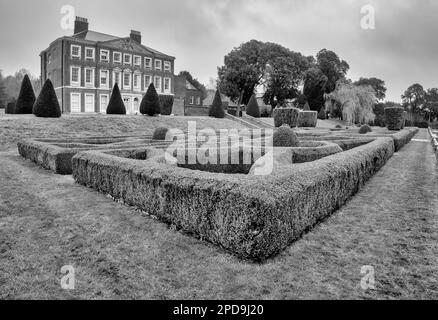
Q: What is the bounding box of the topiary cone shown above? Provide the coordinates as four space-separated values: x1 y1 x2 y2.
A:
106 83 126 114
303 102 310 111
209 90 225 118
32 79 61 118
15 74 36 114
246 94 260 118
140 83 161 116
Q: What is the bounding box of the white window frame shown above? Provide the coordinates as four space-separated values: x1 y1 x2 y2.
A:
155 59 162 70
144 75 152 91
189 96 194 105
84 67 95 87
70 92 81 113
99 94 109 113
123 70 132 90
100 69 109 88
164 61 171 72
48 53 52 65
70 66 81 87
123 53 132 65
144 57 152 69
85 47 95 61
163 77 171 94
112 69 121 87
100 49 109 62
71 45 81 59
84 93 95 113
154 76 162 92
113 51 122 64
133 55 141 67
133 72 142 91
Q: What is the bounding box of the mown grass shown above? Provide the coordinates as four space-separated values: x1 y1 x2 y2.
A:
0 115 437 299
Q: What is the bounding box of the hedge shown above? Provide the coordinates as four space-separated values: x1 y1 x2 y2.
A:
15 75 36 114
140 83 161 116
5 102 15 114
298 111 318 127
385 107 404 130
32 79 62 118
209 90 225 118
159 95 174 115
273 125 299 147
72 137 394 260
273 107 300 127
246 94 261 118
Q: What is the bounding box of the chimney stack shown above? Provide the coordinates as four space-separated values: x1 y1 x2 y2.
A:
130 30 141 43
74 17 89 34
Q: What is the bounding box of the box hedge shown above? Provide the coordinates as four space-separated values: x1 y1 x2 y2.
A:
72 137 394 261
273 107 300 127
298 111 318 127
385 107 404 130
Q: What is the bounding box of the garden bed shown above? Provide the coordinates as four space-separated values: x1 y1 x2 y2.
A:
72 137 394 261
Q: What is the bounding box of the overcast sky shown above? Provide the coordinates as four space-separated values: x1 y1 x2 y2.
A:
1 0 437 102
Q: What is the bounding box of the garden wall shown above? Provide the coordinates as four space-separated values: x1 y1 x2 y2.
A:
72 137 394 261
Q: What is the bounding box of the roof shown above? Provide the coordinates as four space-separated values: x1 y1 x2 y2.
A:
72 30 119 42
203 90 238 107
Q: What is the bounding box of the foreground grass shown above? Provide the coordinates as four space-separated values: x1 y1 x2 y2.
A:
0 116 437 299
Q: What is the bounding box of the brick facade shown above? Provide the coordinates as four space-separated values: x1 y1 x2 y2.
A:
174 75 204 116
40 17 175 114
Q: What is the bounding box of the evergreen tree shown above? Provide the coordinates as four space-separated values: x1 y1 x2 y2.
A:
303 102 310 111
246 94 260 118
32 79 61 118
15 74 36 114
140 83 161 116
106 83 126 114
208 90 225 118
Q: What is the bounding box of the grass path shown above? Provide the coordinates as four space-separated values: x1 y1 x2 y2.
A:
0 129 437 299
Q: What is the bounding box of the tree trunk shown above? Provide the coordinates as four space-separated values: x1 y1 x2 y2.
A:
236 90 244 117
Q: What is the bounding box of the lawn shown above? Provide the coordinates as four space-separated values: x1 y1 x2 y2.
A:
0 113 437 299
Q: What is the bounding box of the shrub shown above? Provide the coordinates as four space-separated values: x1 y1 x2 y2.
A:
318 107 326 120
32 79 61 118
384 107 404 130
153 127 169 140
5 101 15 114
159 95 174 115
298 111 318 127
246 94 260 118
416 121 429 128
303 102 310 111
359 124 372 134
15 75 36 114
402 111 407 129
106 83 126 115
273 125 300 147
209 90 225 118
141 83 161 116
273 107 300 127
335 124 343 129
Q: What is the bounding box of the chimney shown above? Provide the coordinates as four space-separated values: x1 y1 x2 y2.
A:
74 17 88 34
130 30 141 43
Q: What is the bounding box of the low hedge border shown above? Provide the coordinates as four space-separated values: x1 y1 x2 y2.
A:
17 136 169 174
72 137 394 261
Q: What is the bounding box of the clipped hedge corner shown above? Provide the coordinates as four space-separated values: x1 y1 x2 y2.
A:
273 107 300 128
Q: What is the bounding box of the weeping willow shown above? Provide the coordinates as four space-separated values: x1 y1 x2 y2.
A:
324 82 376 125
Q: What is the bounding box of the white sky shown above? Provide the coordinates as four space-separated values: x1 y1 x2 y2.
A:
1 0 438 102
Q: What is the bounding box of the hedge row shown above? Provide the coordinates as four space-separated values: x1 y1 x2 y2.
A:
297 111 318 128
273 107 300 127
385 107 405 130
72 137 394 261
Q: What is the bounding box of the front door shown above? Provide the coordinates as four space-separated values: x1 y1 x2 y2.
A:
133 97 140 114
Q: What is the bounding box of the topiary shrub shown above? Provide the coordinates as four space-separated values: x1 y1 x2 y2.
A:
303 102 310 111
273 107 300 127
15 75 36 114
5 101 15 114
141 83 161 116
359 124 372 134
318 107 326 120
273 125 300 147
32 79 61 118
335 124 343 129
298 111 318 127
153 127 169 140
159 95 174 115
246 94 260 118
384 107 404 130
106 83 126 115
209 90 225 118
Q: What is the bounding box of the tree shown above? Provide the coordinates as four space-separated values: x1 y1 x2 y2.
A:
325 81 376 125
0 70 6 108
15 75 36 114
140 83 161 116
401 83 426 117
424 88 438 120
303 67 328 111
33 79 61 118
354 77 387 101
316 49 349 93
106 83 126 114
178 71 207 100
246 94 260 118
209 90 225 118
